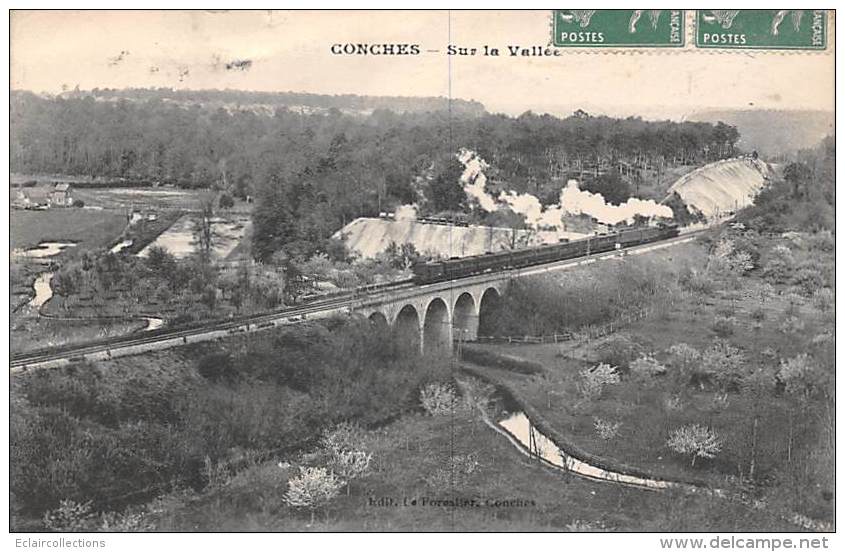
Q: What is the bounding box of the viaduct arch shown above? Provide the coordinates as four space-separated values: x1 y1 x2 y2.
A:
356 282 504 354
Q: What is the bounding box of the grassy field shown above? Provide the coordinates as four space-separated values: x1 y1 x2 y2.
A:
10 207 128 251
146 405 790 532
10 316 147 353
461 236 834 527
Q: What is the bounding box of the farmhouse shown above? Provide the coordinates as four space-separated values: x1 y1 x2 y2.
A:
13 183 73 209
14 188 51 209
50 183 73 206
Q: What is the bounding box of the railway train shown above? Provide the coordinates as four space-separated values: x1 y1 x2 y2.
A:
412 223 680 284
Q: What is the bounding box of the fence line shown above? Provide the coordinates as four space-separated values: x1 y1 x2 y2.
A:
474 305 656 345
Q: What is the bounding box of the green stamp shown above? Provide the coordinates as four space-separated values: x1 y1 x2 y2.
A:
552 10 685 47
696 10 828 49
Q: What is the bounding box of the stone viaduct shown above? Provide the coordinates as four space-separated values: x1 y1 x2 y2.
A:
353 278 506 355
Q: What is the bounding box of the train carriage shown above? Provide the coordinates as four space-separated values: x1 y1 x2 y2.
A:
412 223 679 285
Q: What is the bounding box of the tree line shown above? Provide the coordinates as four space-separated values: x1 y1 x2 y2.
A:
11 89 741 261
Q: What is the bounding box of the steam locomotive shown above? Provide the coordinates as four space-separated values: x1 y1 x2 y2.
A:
412 223 680 284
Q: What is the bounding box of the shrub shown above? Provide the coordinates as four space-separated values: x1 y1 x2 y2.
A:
284 466 343 523
812 288 834 312
667 343 700 382
577 363 619 400
595 335 643 370
779 315 805 335
218 193 235 210
667 424 722 467
792 262 826 297
593 417 621 440
679 269 715 295
664 394 685 412
710 392 730 412
328 450 372 495
420 382 458 416
805 230 834 253
43 500 95 532
749 305 766 322
762 245 795 284
711 315 735 338
699 340 745 390
320 422 368 455
629 354 666 383
777 354 827 400
97 509 155 531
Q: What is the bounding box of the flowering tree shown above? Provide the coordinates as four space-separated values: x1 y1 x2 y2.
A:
284 466 343 525
320 422 367 455
593 417 621 440
329 450 372 496
777 354 826 400
629 354 666 382
667 424 722 467
577 363 620 400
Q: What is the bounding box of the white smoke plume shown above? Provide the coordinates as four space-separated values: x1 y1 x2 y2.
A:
456 149 673 228
458 148 498 212
557 180 674 225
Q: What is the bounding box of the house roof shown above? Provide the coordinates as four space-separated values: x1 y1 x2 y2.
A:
54 183 72 192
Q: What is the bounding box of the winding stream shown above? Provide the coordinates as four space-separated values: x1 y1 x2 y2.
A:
497 411 683 491
28 272 54 308
485 405 830 531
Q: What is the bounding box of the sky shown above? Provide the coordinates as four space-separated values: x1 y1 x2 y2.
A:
10 10 835 120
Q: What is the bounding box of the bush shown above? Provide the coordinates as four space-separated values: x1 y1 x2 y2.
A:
328 450 372 495
320 422 368 455
420 382 458 416
679 269 715 295
667 424 722 467
762 245 795 284
284 466 343 522
577 363 620 400
667 343 700 383
792 262 826 297
629 354 667 383
698 340 745 390
596 334 644 370
711 315 735 338
664 394 685 412
778 354 827 400
812 288 834 312
779 315 806 335
218 193 235 210
593 417 621 440
805 230 834 253
43 500 94 532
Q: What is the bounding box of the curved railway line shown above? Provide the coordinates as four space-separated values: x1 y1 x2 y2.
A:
10 228 706 374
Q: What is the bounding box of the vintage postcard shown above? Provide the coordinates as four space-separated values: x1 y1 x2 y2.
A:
7 8 836 539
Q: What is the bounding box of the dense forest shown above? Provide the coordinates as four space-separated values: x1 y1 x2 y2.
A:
11 89 741 261
55 87 487 116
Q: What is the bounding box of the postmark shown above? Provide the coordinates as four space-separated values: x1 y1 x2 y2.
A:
552 10 685 48
696 10 828 50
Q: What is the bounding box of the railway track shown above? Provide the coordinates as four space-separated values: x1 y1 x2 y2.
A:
9 228 708 373
10 279 414 373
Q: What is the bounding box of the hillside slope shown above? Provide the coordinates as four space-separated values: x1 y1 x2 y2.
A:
666 158 777 218
335 218 586 260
